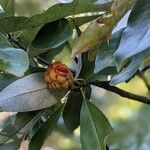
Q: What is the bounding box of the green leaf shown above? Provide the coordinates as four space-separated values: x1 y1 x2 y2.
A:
95 0 112 5
80 98 112 150
115 0 150 71
88 67 117 82
24 0 112 30
74 54 82 79
71 15 113 57
0 33 12 48
110 50 150 85
0 109 46 147
0 0 14 18
0 66 45 92
0 16 28 33
0 48 29 77
28 108 54 140
0 74 17 91
79 53 95 80
0 73 67 112
79 51 116 81
17 27 41 49
0 0 112 33
0 140 22 150
63 90 83 132
74 24 120 81
0 33 29 77
30 18 72 51
94 43 115 73
29 104 63 150
71 0 133 58
36 44 65 62
94 28 125 73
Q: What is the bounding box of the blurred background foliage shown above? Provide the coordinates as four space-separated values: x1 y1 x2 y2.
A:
0 0 149 150
40 75 150 150
14 0 54 16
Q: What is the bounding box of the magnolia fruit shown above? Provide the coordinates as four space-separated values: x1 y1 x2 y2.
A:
44 61 73 89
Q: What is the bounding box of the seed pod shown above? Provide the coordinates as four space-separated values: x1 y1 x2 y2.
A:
44 61 73 89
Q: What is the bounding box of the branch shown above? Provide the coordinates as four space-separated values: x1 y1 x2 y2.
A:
89 81 150 105
137 67 150 92
138 72 150 92
8 34 26 51
140 65 150 73
35 56 49 66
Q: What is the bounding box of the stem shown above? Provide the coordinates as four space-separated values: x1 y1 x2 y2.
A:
80 88 86 100
8 34 26 51
35 56 49 66
89 81 150 105
69 18 82 36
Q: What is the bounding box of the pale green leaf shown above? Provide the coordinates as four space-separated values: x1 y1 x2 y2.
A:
80 98 112 150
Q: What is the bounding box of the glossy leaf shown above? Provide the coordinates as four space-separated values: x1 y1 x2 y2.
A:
29 104 63 150
110 50 150 85
0 48 29 77
0 74 17 92
31 18 72 51
71 0 134 57
74 54 82 79
88 67 117 82
95 0 112 5
95 43 115 73
0 65 45 92
63 90 83 132
79 51 116 81
0 0 14 18
0 33 29 77
0 109 46 148
71 16 113 57
112 11 130 34
0 140 22 150
80 98 112 150
24 0 112 30
0 16 28 33
0 0 112 33
94 28 125 73
78 52 95 81
38 44 66 63
78 56 111 82
115 0 150 70
18 27 41 49
48 0 74 5
0 73 67 112
0 32 12 48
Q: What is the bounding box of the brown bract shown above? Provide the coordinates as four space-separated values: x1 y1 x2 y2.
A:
44 61 73 89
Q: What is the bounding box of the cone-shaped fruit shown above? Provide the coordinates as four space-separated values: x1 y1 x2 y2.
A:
44 61 73 89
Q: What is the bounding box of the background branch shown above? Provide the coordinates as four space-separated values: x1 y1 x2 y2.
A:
89 81 150 105
137 68 150 92
140 65 150 73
